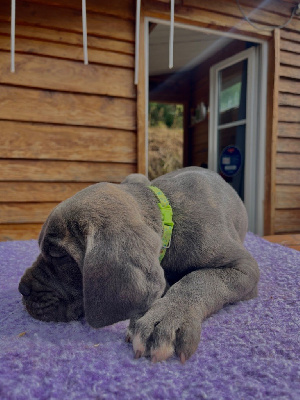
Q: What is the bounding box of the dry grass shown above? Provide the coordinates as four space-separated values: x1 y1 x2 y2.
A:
148 125 183 180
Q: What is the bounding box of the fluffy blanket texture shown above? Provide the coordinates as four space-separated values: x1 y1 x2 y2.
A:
0 233 299 400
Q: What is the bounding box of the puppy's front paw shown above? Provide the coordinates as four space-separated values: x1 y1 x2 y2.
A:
129 300 201 363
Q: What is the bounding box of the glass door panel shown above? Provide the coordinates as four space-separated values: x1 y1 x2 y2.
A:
218 60 247 125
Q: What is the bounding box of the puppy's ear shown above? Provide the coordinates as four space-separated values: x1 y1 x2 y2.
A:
83 224 166 328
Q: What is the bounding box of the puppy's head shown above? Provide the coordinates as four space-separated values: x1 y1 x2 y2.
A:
19 183 166 327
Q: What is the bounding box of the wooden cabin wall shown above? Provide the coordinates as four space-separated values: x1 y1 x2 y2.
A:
274 28 300 233
0 0 136 240
190 40 247 167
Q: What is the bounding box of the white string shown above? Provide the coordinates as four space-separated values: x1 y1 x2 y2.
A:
134 0 141 85
169 0 174 69
82 0 88 64
236 0 297 31
11 0 16 72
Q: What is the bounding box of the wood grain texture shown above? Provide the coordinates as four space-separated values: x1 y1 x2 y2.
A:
0 37 134 68
279 78 300 94
0 160 136 182
0 121 136 163
265 29 280 235
276 153 300 169
24 0 136 20
278 93 300 108
279 65 300 80
183 0 298 29
276 185 300 209
262 234 300 251
0 224 42 241
0 1 135 42
0 23 135 55
280 39 300 54
276 169 300 185
278 122 300 138
278 107 300 123
277 137 300 153
274 209 300 233
280 51 300 68
280 30 300 43
0 182 93 203
0 53 135 98
0 202 58 224
0 86 136 130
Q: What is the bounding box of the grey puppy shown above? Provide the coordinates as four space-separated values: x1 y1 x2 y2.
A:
19 167 259 363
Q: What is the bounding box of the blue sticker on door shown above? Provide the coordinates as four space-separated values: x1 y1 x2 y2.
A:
219 145 242 177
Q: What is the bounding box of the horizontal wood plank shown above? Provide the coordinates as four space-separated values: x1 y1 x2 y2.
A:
262 234 300 251
278 107 300 123
277 137 300 153
0 86 136 130
0 182 94 203
280 39 300 54
274 209 300 233
0 1 135 42
279 65 300 80
0 121 136 162
280 50 300 68
0 160 136 182
0 202 58 224
280 30 300 43
0 223 42 241
0 37 134 68
0 53 135 98
278 93 300 108
278 122 300 138
276 169 300 185
23 0 135 20
279 78 300 94
0 23 135 55
276 153 300 169
276 185 300 209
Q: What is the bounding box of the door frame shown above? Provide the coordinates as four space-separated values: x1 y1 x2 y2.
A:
143 17 268 235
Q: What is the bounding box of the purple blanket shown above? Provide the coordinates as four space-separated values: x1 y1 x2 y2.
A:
0 233 299 399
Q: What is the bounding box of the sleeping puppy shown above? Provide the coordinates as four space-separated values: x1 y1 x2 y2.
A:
18 167 259 363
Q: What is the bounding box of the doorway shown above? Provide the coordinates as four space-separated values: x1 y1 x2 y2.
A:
148 102 184 180
146 20 267 235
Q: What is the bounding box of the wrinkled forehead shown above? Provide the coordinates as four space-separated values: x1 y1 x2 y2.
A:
38 207 67 248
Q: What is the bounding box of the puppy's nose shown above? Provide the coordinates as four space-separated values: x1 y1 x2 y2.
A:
18 281 31 297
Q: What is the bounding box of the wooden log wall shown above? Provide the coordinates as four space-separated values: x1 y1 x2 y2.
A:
0 0 137 240
275 28 300 233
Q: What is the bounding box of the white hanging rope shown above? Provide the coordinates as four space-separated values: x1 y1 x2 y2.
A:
169 0 174 69
82 0 88 64
11 0 16 73
134 0 141 85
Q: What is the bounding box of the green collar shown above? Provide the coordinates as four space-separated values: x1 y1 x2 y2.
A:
149 186 174 262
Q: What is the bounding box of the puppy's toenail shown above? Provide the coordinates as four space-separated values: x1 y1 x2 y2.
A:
134 350 142 359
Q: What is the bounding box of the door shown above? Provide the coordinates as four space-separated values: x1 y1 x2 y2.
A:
209 47 258 233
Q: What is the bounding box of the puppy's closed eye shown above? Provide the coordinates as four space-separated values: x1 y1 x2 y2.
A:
49 247 68 258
